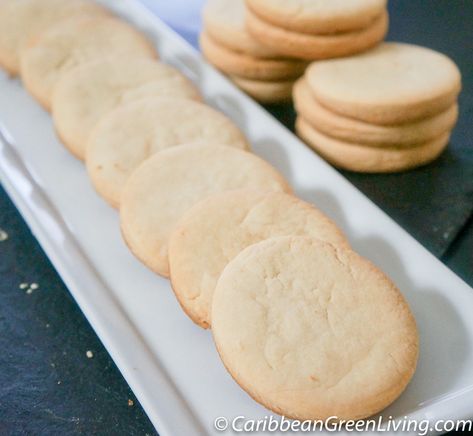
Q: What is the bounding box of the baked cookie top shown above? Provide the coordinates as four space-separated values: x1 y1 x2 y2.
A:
306 42 461 124
53 57 200 160
212 236 419 420
120 144 291 277
20 15 156 109
86 97 249 209
169 189 349 328
246 0 387 34
0 0 108 75
203 0 280 58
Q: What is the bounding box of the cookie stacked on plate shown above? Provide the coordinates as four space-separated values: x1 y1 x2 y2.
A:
201 0 308 103
294 43 461 173
245 0 389 60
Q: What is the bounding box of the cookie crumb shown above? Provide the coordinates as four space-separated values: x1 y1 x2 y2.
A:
26 288 33 295
19 283 28 289
57 381 61 385
30 283 39 290
0 229 8 241
128 399 134 407
86 350 94 359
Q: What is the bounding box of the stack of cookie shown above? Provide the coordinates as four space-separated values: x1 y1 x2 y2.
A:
200 0 307 104
294 43 461 173
245 0 389 60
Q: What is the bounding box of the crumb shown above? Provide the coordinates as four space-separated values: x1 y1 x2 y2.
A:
51 363 55 368
26 288 33 295
86 350 94 359
46 323 50 328
19 283 28 289
57 381 61 385
30 283 39 290
0 229 8 241
128 399 134 407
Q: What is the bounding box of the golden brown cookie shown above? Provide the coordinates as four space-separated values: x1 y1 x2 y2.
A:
246 8 388 61
200 31 307 80
296 116 450 173
305 43 461 124
293 79 459 147
120 144 291 277
212 236 418 420
169 189 349 328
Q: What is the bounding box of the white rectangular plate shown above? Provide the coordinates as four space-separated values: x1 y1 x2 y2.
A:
1 1 473 435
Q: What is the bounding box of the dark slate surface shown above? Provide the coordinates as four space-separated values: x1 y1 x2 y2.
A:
0 1 472 435
0 187 156 436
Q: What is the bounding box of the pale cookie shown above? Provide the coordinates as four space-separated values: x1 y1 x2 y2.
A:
200 31 307 80
169 189 349 328
87 98 250 209
20 16 156 110
294 79 459 147
306 43 462 124
120 144 291 277
212 236 418 420
203 0 280 58
0 0 108 75
246 0 387 35
231 76 294 104
52 58 200 160
246 8 388 61
296 117 450 173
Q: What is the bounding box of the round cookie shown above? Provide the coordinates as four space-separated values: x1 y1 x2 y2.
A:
246 0 387 35
120 144 291 277
294 79 459 147
169 189 349 328
200 31 307 80
306 43 462 124
0 0 108 75
296 117 450 173
20 16 156 110
212 236 419 420
52 58 200 160
86 98 250 209
246 8 388 61
231 76 294 104
203 0 280 58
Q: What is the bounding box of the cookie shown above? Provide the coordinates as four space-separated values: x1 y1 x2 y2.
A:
306 43 462 124
52 58 200 160
169 189 349 328
120 144 291 277
0 0 108 75
212 236 418 420
246 0 387 35
203 0 280 59
20 16 156 110
231 76 294 103
294 79 459 147
86 98 250 209
296 117 450 173
200 31 307 80
246 8 388 61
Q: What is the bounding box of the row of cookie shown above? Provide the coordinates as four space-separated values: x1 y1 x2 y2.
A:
294 43 461 173
201 0 307 103
0 0 419 422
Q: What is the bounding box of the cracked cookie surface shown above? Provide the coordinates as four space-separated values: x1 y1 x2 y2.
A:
169 190 349 328
212 236 418 420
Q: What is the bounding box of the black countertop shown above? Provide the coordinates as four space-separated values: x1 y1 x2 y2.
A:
1 1 472 434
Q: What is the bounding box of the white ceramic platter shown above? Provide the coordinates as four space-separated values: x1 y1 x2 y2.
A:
0 1 472 434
